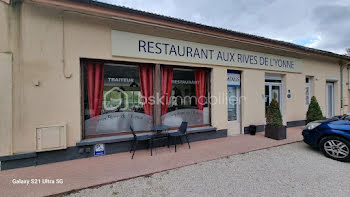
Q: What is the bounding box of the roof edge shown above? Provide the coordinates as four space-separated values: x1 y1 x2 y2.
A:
32 0 350 61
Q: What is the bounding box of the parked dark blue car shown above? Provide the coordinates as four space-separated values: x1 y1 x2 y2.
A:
302 115 350 162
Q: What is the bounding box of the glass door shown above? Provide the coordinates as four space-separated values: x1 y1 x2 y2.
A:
271 85 281 106
265 85 270 111
326 82 334 118
265 83 282 111
227 71 241 135
306 84 310 110
227 86 240 121
305 77 311 111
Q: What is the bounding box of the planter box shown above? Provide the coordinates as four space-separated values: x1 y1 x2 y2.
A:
265 125 286 140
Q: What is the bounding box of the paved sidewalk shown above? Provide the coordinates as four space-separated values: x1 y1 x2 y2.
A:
67 142 350 197
0 127 303 197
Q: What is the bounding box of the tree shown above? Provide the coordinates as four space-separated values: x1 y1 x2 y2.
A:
306 96 323 123
266 98 283 126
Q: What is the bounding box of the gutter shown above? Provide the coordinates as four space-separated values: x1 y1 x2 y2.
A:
340 60 350 110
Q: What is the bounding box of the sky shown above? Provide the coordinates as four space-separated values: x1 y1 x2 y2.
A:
100 0 350 55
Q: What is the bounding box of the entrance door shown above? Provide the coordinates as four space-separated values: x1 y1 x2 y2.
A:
227 71 241 135
326 82 334 118
265 83 282 111
227 86 240 121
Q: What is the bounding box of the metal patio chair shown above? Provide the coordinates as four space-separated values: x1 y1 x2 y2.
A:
130 126 152 159
168 122 190 152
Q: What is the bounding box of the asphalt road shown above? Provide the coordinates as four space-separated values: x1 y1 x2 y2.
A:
67 142 350 197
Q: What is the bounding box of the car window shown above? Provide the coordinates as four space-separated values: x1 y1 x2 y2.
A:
342 115 350 121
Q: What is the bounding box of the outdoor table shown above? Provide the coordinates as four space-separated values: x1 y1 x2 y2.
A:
149 125 171 155
151 125 171 133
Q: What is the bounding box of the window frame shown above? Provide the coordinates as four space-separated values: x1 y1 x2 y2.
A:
81 59 154 139
80 59 212 139
159 64 211 128
227 71 241 122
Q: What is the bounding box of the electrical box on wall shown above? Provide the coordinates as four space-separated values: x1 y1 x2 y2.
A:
36 124 67 152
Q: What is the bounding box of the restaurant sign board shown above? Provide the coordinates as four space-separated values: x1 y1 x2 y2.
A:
112 30 302 73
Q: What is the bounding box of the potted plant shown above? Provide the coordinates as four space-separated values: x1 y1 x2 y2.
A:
306 96 323 123
265 98 286 140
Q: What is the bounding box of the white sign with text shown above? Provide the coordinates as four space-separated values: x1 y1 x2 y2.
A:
112 30 302 73
227 73 241 87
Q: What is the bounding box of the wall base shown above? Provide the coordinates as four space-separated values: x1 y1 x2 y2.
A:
286 120 306 127
243 120 306 134
0 128 226 171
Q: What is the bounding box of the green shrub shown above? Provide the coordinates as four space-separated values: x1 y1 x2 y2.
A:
306 96 323 123
266 98 283 126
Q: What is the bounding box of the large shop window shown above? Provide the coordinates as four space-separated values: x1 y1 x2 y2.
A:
83 61 154 138
161 67 210 127
82 60 211 138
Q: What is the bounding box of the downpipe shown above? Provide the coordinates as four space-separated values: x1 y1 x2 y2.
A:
340 60 350 113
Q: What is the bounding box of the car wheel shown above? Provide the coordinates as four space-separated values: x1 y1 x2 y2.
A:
319 136 350 162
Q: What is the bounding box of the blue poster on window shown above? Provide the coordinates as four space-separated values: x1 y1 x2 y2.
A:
94 144 105 157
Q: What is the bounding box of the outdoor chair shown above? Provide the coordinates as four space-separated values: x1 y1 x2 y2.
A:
169 122 190 152
130 126 152 159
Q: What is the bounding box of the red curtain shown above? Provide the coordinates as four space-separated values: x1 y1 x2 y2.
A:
195 69 206 110
87 61 104 118
161 66 173 115
139 64 153 116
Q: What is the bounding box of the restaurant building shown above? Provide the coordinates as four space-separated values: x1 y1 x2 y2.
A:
1 0 350 170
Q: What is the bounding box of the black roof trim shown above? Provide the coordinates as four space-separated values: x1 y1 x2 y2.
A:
67 0 350 60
